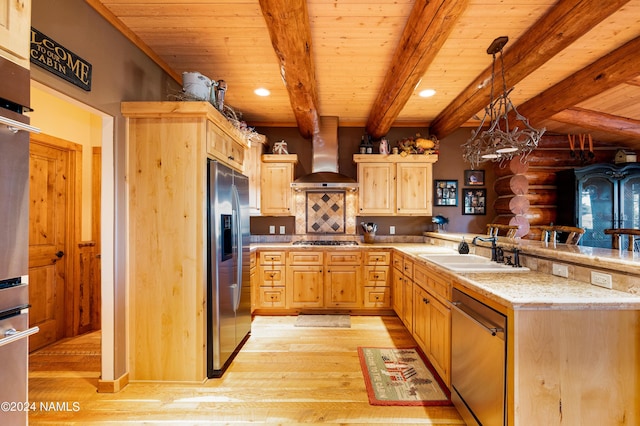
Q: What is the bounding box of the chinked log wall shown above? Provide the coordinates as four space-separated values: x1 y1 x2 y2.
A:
493 135 619 240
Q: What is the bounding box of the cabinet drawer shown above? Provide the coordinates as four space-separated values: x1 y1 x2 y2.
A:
258 287 286 308
258 265 285 287
364 265 390 286
363 287 391 308
365 251 391 265
326 251 362 265
414 263 450 302
392 253 404 272
288 251 324 265
259 251 285 264
402 258 414 279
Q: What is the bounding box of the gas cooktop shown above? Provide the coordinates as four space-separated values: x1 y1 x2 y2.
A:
292 240 359 246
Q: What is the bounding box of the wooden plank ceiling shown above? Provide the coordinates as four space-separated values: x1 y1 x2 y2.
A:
87 0 640 149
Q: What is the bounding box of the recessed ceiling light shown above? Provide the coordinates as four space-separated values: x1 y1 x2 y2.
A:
254 88 271 97
419 89 436 98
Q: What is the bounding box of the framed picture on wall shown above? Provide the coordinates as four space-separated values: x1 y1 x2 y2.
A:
463 188 486 215
434 180 458 206
464 169 485 186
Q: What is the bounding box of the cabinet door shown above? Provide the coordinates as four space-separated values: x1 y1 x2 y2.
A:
402 278 414 332
396 162 433 215
246 141 265 215
577 173 615 248
428 297 451 385
392 269 404 315
325 266 361 308
358 162 395 214
287 266 323 308
260 162 293 215
0 0 30 67
619 173 640 233
413 285 431 353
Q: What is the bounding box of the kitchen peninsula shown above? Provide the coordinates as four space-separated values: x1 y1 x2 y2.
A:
251 235 640 425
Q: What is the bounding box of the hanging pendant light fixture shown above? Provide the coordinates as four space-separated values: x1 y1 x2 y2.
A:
462 36 545 169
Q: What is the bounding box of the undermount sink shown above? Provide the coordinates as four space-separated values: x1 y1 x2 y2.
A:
419 253 530 273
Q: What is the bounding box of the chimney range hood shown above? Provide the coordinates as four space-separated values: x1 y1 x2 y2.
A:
291 116 358 191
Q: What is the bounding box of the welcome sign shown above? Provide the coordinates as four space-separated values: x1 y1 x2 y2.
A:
30 28 92 91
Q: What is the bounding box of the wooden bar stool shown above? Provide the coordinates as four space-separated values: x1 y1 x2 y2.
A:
540 225 585 245
604 228 640 251
486 223 518 238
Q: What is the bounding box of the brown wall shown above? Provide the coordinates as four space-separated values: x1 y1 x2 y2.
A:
31 0 179 382
253 126 494 235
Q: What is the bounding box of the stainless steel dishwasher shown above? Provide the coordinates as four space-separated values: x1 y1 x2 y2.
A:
451 288 507 426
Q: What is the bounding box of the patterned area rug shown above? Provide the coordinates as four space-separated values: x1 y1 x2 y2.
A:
358 346 451 406
294 314 351 328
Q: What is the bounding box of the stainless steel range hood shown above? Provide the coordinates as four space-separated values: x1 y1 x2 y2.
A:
291 116 358 191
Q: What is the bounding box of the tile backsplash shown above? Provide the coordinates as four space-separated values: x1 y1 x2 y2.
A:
294 190 357 234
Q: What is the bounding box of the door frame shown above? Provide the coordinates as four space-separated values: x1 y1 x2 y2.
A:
29 133 82 338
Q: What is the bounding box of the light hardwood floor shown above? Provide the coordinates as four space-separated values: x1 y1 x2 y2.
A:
28 315 464 425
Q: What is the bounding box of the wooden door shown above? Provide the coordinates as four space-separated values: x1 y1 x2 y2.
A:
287 266 323 308
28 140 71 351
325 266 361 308
413 285 431 354
260 162 293 215
357 162 394 214
396 162 432 215
429 297 451 385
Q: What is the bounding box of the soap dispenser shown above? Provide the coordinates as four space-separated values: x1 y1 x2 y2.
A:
458 237 470 254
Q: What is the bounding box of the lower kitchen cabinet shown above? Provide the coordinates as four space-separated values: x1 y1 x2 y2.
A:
325 251 363 308
256 251 287 309
362 250 391 308
392 252 414 332
287 251 324 308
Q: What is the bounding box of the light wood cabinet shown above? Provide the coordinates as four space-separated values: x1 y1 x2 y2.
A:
260 154 297 215
245 135 268 215
362 250 391 308
325 251 362 308
122 101 249 382
287 251 324 308
256 251 286 309
413 263 451 386
0 0 31 68
392 252 414 332
354 154 437 216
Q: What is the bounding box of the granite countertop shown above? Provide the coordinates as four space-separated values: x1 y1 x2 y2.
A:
251 239 640 311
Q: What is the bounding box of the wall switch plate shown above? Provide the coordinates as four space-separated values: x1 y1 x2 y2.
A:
390 226 395 235
591 271 613 289
552 263 569 278
269 225 275 234
279 225 286 235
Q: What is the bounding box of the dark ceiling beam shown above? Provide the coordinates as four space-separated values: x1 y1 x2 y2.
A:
514 36 640 126
551 107 640 139
429 0 631 140
365 0 469 139
259 0 319 139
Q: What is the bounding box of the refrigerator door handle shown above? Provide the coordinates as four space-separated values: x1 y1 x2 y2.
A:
232 184 242 312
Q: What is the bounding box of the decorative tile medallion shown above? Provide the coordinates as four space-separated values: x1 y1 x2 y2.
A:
306 191 346 233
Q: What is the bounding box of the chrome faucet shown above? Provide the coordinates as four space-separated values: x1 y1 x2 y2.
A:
472 236 498 261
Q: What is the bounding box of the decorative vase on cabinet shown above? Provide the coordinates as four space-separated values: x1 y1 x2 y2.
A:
556 163 640 249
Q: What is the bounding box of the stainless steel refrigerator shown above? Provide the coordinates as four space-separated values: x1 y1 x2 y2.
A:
207 160 251 378
0 57 40 426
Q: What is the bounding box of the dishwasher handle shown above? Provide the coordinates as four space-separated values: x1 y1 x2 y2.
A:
452 301 504 338
0 326 39 348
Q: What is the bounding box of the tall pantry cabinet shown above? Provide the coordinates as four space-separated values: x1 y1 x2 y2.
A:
556 163 640 249
122 101 249 382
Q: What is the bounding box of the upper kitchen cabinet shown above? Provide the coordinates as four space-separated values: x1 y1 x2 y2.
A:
0 0 31 69
556 163 640 249
245 134 268 215
354 154 438 216
260 154 297 216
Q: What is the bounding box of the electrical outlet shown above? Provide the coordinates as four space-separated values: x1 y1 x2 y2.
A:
552 263 569 278
591 271 613 289
269 225 275 234
279 225 286 235
390 226 395 235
